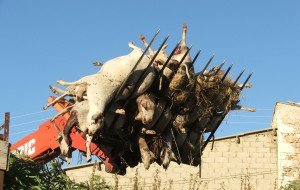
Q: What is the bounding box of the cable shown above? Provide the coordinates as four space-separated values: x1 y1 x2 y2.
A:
0 109 54 121
114 169 277 188
228 115 272 118
10 118 50 128
10 129 36 136
224 121 270 125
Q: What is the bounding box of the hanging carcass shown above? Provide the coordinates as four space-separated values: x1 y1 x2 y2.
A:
44 24 256 173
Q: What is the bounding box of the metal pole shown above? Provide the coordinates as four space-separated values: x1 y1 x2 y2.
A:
232 69 245 87
240 72 253 90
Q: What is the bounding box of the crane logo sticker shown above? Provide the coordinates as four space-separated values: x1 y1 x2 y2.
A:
14 139 36 156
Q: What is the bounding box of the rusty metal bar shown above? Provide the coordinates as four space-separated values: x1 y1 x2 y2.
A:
1 113 10 142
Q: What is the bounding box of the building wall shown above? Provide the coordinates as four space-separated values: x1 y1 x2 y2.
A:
201 130 277 190
272 102 300 187
65 129 278 190
64 102 300 189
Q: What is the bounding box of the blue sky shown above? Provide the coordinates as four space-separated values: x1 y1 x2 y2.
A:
0 1 299 149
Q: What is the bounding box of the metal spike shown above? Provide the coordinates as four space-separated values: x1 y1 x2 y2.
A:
175 45 192 68
221 64 233 82
191 49 202 65
156 40 181 79
149 35 170 64
240 72 253 90
160 46 192 95
134 35 170 87
114 30 160 99
201 54 215 73
215 60 226 74
232 68 245 87
123 34 170 106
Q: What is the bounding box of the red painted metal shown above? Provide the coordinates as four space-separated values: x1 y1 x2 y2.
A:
10 97 117 173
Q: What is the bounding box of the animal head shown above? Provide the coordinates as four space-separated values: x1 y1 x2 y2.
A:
160 143 177 169
135 94 156 125
139 34 170 67
88 113 105 135
173 114 188 134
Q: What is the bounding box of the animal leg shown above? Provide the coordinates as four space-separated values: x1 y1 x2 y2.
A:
139 34 155 56
182 63 191 80
49 85 65 96
239 107 256 112
181 23 187 48
161 137 177 169
59 135 70 156
128 42 140 50
50 105 74 121
232 105 256 112
237 83 252 88
56 80 81 86
43 93 69 110
139 34 168 63
86 134 92 162
92 61 104 66
138 134 155 169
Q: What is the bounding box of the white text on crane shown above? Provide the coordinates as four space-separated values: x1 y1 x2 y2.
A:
15 139 36 156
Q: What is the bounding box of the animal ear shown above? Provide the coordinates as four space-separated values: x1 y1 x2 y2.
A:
135 113 142 121
170 151 177 162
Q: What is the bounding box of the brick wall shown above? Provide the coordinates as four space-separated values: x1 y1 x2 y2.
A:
272 102 300 187
65 129 278 189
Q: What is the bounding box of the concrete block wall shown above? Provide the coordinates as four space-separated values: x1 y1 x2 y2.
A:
65 162 201 190
272 102 300 187
201 130 278 190
65 129 278 189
